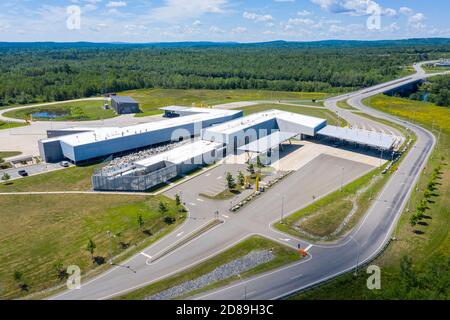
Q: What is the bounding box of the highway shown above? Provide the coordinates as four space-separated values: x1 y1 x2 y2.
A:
49 62 447 300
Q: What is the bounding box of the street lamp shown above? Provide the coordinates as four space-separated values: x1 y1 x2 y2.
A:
106 231 116 265
237 274 247 300
350 235 361 276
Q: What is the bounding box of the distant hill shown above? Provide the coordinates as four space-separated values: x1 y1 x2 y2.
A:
0 38 449 50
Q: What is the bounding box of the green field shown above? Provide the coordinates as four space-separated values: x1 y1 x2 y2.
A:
337 100 357 110
0 151 21 159
116 235 301 300
0 121 28 130
0 163 101 192
121 89 330 117
3 100 115 121
0 194 184 299
290 95 450 299
422 64 450 74
239 103 347 127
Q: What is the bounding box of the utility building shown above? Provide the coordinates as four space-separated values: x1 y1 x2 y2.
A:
111 96 141 114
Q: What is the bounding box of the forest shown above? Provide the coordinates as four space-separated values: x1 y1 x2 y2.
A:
412 75 450 107
0 39 449 106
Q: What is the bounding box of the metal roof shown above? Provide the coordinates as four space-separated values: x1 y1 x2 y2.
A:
111 96 138 104
317 125 397 150
238 131 298 153
134 140 222 167
51 108 241 147
205 110 326 135
159 106 190 112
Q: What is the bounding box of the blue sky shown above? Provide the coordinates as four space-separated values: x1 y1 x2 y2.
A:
0 0 449 42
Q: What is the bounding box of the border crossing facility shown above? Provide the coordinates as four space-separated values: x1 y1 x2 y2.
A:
38 105 401 192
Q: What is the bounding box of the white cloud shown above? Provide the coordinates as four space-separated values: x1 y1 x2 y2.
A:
399 7 413 16
192 20 202 26
209 25 224 33
311 0 380 16
297 10 312 16
287 18 314 25
243 11 274 22
408 13 426 28
231 26 247 34
150 0 227 22
383 8 396 17
106 1 127 8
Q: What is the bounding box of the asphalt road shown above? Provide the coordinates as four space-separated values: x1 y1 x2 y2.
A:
190 62 444 300
49 61 446 300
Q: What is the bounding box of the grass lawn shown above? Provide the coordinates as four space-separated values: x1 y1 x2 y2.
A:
337 100 357 110
0 163 102 192
116 235 302 300
0 121 28 130
240 103 347 127
0 151 22 159
3 100 116 122
0 194 184 299
120 89 330 117
290 95 450 299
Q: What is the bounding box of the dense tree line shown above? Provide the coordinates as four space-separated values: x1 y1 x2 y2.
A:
0 41 449 106
412 75 450 107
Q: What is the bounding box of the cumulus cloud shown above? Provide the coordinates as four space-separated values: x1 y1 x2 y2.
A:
399 7 413 16
311 0 380 16
106 1 127 8
150 0 227 22
243 11 274 22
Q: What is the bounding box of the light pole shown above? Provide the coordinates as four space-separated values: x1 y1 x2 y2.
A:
106 231 115 265
350 235 361 276
237 274 247 300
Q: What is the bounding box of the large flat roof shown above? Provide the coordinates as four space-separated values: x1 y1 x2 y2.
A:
134 140 222 167
238 131 298 153
317 125 398 150
111 96 138 104
50 108 240 147
205 109 326 135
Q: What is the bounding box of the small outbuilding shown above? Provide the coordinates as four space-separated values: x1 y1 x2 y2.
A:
111 96 141 114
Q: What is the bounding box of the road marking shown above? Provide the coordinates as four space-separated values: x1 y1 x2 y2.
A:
189 202 196 206
176 232 184 237
222 214 229 219
290 274 303 280
279 238 291 242
205 173 211 177
216 176 222 180
305 244 313 252
196 198 204 202
140 252 152 259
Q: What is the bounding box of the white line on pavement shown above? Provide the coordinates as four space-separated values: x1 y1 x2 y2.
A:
140 252 152 259
176 232 184 237
189 202 196 206
305 244 313 252
196 198 204 202
222 214 229 219
290 274 303 280
279 238 291 242
216 176 222 180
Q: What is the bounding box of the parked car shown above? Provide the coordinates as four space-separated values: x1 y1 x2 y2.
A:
60 161 70 167
18 170 28 177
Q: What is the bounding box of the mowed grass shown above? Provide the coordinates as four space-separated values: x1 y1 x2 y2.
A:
116 235 301 300
121 89 330 117
0 194 183 299
0 121 28 130
337 100 357 110
240 103 347 127
3 100 115 121
0 151 21 159
0 163 101 192
291 95 450 299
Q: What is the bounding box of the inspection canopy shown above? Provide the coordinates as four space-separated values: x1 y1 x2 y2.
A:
238 131 298 153
317 125 397 150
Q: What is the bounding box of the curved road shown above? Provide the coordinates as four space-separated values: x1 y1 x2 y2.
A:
50 62 447 300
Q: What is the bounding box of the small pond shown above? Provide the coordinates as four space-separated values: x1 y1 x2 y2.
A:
31 111 70 119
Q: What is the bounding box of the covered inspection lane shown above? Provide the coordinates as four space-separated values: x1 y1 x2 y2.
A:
238 131 298 162
317 125 400 150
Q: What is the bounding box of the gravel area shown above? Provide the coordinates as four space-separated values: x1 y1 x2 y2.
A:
145 250 275 300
